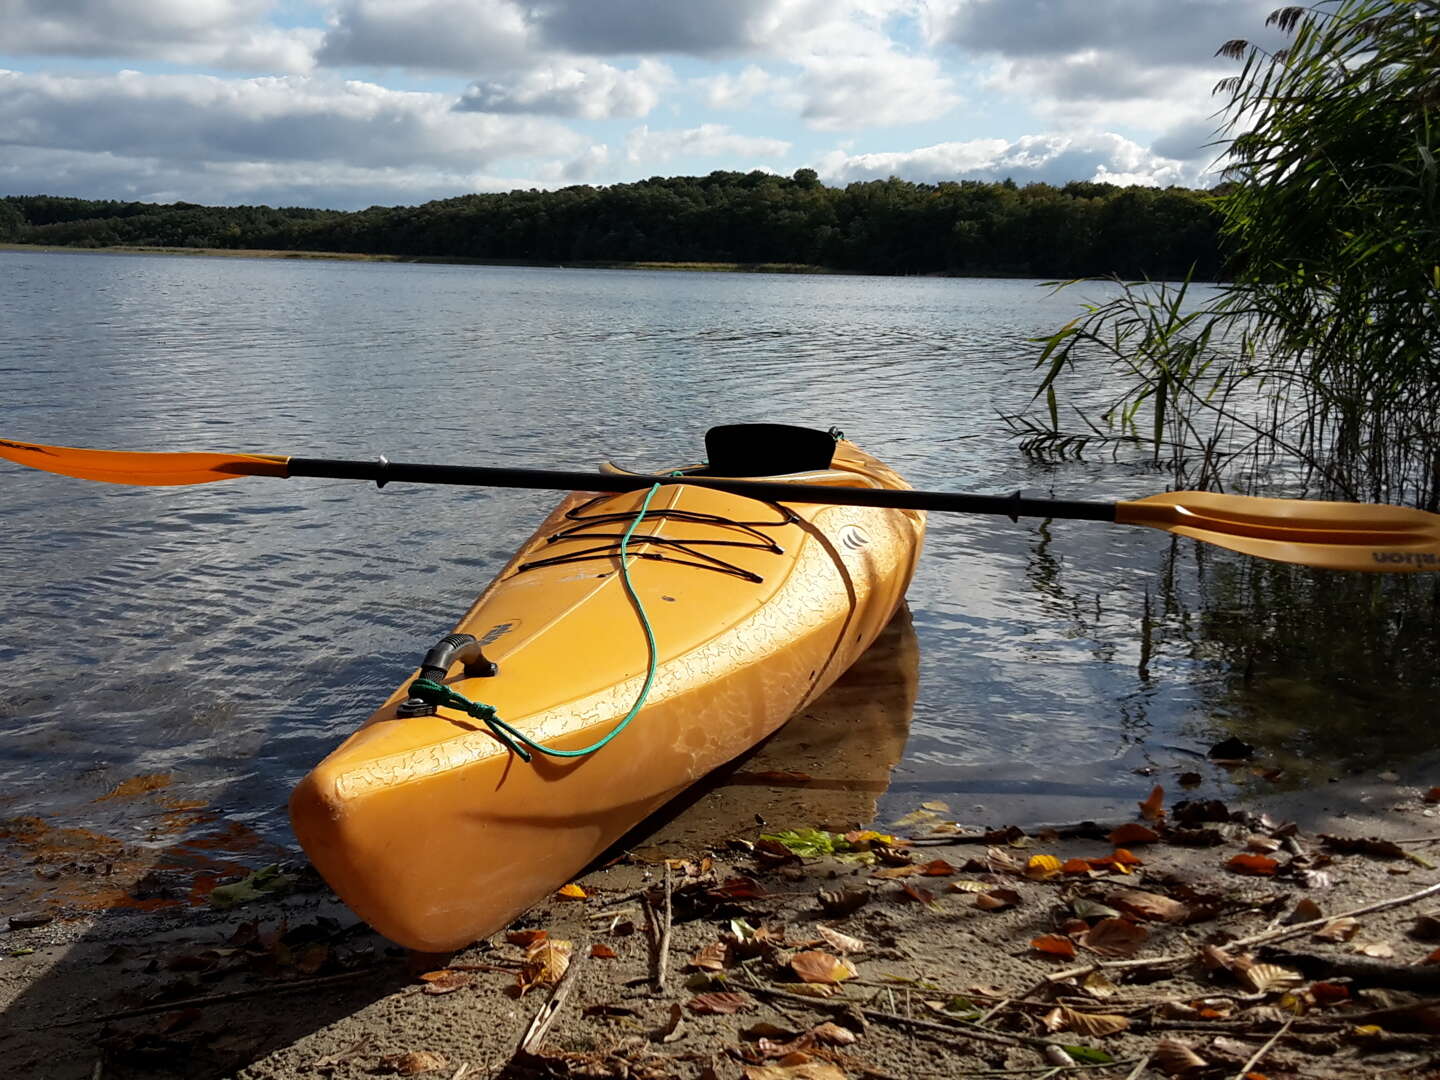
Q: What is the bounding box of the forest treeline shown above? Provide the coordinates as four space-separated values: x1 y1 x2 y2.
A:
0 169 1223 279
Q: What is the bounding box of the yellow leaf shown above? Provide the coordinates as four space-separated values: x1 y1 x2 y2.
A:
1025 854 1062 880
557 883 587 899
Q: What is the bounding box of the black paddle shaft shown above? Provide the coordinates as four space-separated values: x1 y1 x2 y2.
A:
286 457 1116 523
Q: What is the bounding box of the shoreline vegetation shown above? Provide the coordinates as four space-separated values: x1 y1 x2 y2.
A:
0 241 1059 278
0 171 1224 281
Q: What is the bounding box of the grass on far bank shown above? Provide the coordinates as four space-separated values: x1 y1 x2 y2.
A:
0 242 834 276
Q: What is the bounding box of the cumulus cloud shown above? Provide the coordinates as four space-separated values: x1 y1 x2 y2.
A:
817 131 1200 187
624 124 790 165
797 52 959 131
0 69 593 206
457 59 672 118
0 0 320 73
525 0 773 55
318 0 536 73
699 64 789 111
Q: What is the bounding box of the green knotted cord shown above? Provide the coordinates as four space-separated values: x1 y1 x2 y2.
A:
406 482 664 762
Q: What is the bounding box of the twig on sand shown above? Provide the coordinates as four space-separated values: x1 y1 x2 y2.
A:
742 983 1078 1054
1043 879 1440 984
1233 1018 1293 1080
52 967 384 1027
659 861 673 992
642 863 675 995
1124 1052 1153 1080
517 954 585 1056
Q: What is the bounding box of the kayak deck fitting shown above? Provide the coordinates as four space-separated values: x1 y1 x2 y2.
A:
289 426 927 951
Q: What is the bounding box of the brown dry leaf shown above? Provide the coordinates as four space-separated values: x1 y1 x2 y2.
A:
652 1002 686 1044
1105 887 1190 924
1082 971 1120 998
1313 917 1359 943
1226 853 1279 876
1410 915 1440 940
871 865 918 880
742 1062 847 1079
1138 785 1165 821
982 845 1021 871
1108 823 1160 847
898 883 936 906
590 943 618 959
816 889 869 917
947 880 991 893
918 859 956 876
1422 948 1440 966
556 883 587 900
1425 787 1440 804
1234 959 1304 993
381 1050 449 1076
1153 1038 1207 1076
809 1022 857 1046
516 938 573 996
1024 854 1062 880
1320 834 1408 858
974 888 1022 912
506 929 548 947
1061 858 1096 875
1353 941 1396 958
1047 1005 1130 1037
815 925 865 955
687 992 755 1015
783 983 839 999
1031 934 1078 958
1311 981 1350 1004
1081 918 1149 958
1246 834 1282 853
691 942 730 970
418 970 473 995
1284 897 1324 924
791 950 855 985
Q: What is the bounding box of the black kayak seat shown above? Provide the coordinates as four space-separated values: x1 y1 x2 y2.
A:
702 424 837 477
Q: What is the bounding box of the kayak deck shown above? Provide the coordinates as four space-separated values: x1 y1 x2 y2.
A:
290 438 924 951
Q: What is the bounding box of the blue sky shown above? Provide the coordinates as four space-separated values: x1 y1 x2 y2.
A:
0 1 1282 210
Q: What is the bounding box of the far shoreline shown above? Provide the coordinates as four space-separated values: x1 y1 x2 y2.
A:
0 242 1054 279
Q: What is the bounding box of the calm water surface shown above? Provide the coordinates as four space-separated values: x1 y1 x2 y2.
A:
1 251 1429 904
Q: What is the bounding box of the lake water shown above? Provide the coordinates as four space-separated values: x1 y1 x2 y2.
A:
1 250 1432 910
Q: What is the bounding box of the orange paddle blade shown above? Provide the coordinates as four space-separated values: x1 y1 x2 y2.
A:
1117 491 1440 572
0 438 288 486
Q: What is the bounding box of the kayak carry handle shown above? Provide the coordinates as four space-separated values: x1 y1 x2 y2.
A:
395 632 498 718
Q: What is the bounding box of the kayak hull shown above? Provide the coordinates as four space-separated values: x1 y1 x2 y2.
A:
290 440 924 951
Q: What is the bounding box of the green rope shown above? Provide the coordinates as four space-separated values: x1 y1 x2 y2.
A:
407 482 664 762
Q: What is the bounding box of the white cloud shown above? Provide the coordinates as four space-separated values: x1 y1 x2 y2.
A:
796 51 959 131
699 64 789 111
318 0 536 73
817 131 1199 187
457 59 673 118
0 0 320 73
624 124 790 165
0 69 593 206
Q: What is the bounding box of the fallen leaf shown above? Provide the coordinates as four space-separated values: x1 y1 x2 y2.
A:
556 883 587 900
1313 917 1359 943
974 888 1022 912
742 1061 847 1079
1031 934 1077 958
691 942 730 971
1226 853 1279 876
1319 834 1407 859
1061 858 1096 875
516 938 572 996
1353 941 1395 958
918 859 956 876
782 983 838 999
711 876 768 900
815 925 865 955
1105 888 1190 924
816 889 869 917
1246 834 1282 853
1082 971 1119 998
1045 1005 1129 1037
1138 785 1166 821
1153 1037 1207 1076
652 1002 686 1043
1025 854 1062 880
418 970 473 995
947 880 991 893
590 943 618 959
380 1050 448 1076
1425 787 1440 804
687 992 755 1015
871 865 917 879
1081 918 1149 958
898 883 936 906
1422 947 1440 965
1234 958 1304 993
506 929 548 947
1108 823 1160 846
809 1021 857 1046
1311 981 1350 1004
791 951 855 985
1284 898 1324 924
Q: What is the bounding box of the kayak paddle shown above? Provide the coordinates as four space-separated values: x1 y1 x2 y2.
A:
2 437 1438 574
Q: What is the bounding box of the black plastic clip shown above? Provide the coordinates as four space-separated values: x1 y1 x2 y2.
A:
375 454 390 489
395 632 498 717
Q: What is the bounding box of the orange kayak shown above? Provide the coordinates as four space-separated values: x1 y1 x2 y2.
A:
289 428 925 951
